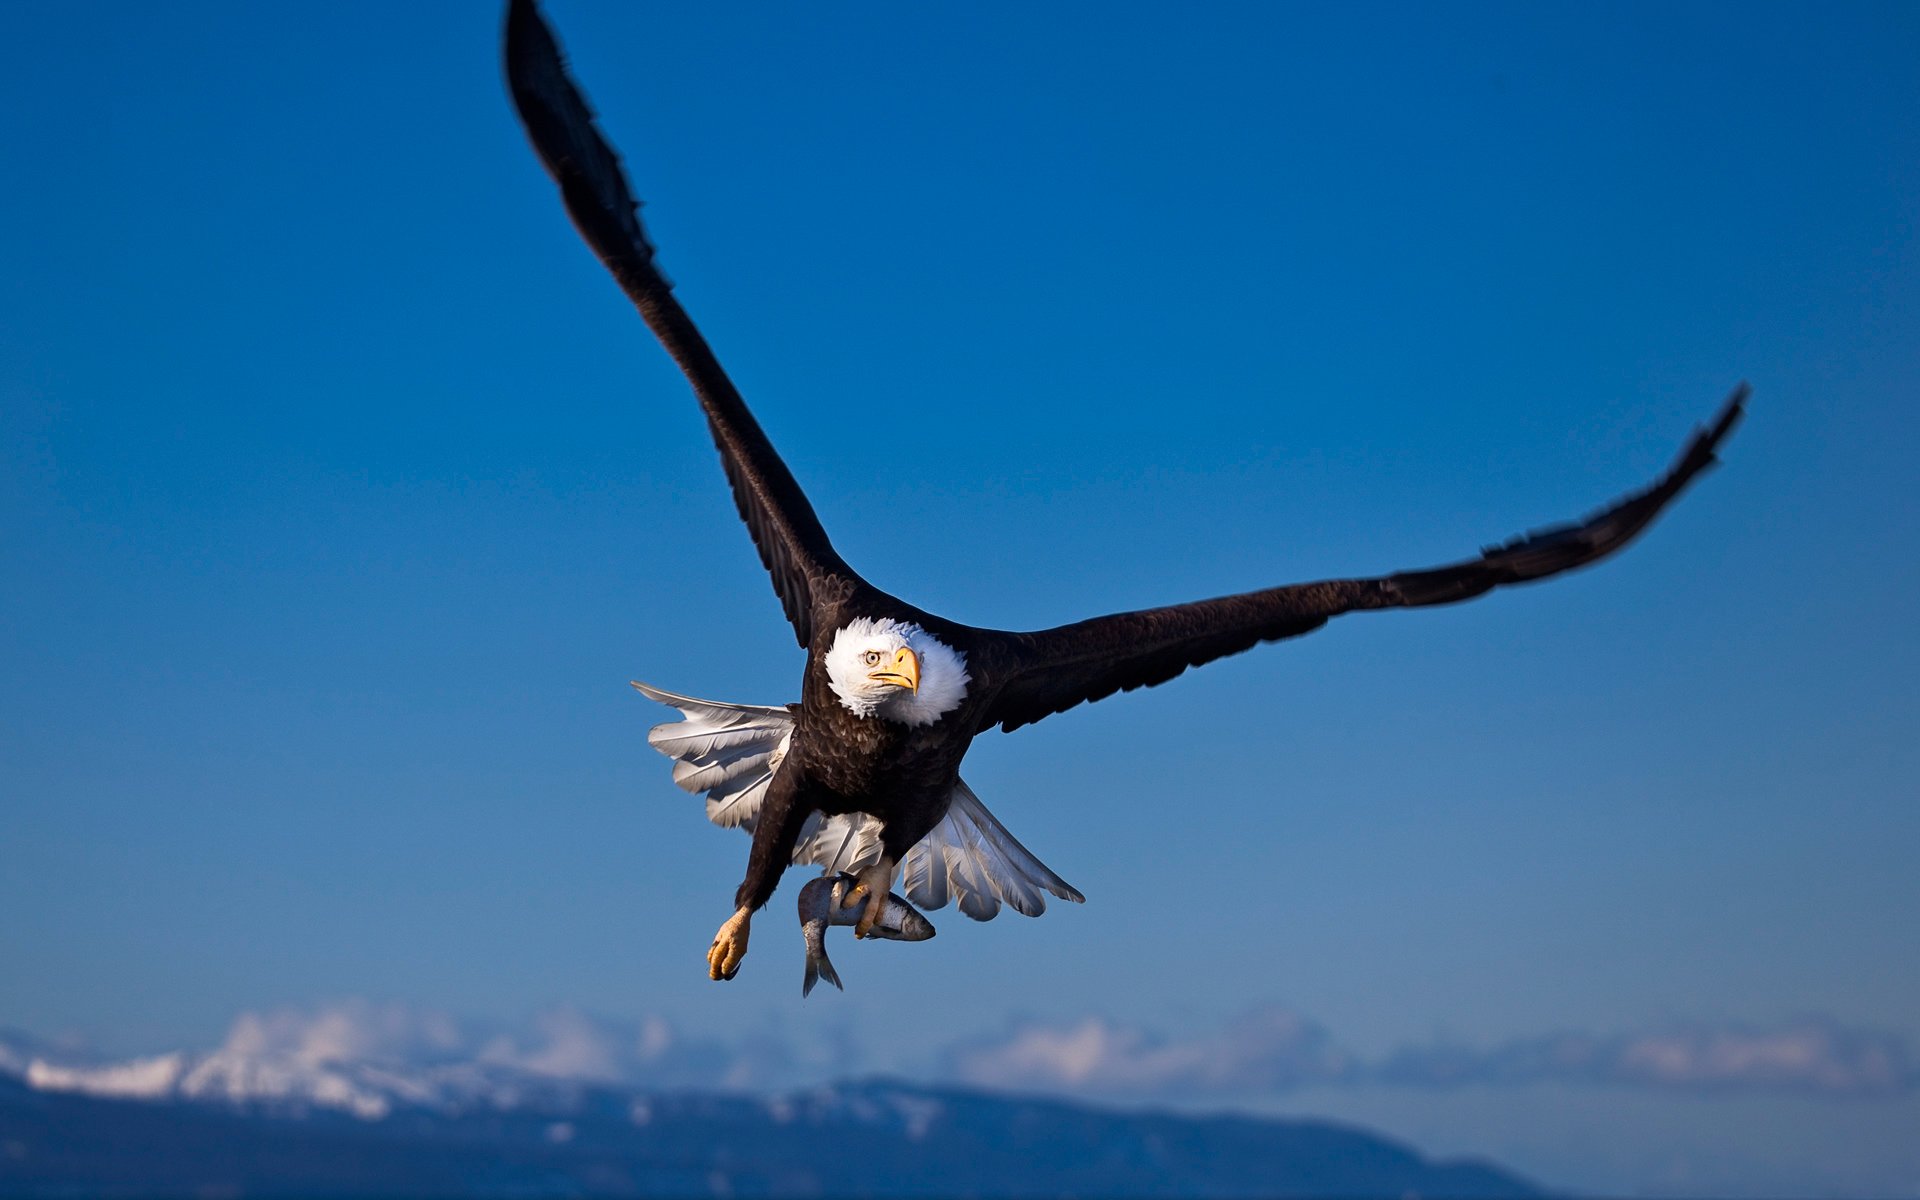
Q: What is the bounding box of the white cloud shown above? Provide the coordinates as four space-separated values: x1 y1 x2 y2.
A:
1611 1022 1909 1093
947 1005 1354 1096
1367 1018 1915 1097
214 999 465 1068
952 1010 1917 1101
469 1005 811 1091
478 1007 624 1082
19 999 1912 1118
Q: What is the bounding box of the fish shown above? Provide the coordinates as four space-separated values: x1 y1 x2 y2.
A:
797 873 936 996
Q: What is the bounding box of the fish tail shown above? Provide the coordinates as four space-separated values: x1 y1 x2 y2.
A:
803 948 843 997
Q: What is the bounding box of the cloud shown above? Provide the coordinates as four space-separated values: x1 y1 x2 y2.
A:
946 1010 1917 1102
20 1000 1914 1115
946 1006 1355 1097
1376 1019 1915 1097
205 1001 845 1095
216 999 465 1068
473 1006 797 1090
477 1007 627 1083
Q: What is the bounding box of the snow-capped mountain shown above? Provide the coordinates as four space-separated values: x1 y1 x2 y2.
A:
19 1044 535 1120
0 1074 1540 1198
1 1004 701 1120
0 1029 105 1086
0 1007 1544 1197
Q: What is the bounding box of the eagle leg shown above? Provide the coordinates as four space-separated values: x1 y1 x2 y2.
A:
843 855 898 939
707 906 751 980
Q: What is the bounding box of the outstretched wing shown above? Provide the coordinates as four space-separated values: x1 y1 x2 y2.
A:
979 386 1747 733
507 0 853 645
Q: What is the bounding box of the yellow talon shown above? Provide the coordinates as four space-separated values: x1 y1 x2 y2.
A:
846 857 896 939
854 890 886 939
707 907 751 980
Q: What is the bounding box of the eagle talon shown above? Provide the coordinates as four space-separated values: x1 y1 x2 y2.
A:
707 907 751 981
847 858 895 940
853 891 885 938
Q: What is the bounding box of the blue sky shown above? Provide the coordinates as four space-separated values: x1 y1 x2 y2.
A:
3 2 1917 1194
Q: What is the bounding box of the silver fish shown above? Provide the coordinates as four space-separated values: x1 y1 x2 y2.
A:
797 873 935 996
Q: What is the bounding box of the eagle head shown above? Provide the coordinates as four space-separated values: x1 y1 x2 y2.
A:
824 617 969 727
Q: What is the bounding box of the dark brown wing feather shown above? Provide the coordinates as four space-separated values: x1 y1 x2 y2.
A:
979 386 1747 733
504 0 852 645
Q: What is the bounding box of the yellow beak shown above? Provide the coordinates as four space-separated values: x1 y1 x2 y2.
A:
869 646 920 692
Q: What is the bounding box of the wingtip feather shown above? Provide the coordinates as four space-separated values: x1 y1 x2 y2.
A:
1706 381 1749 448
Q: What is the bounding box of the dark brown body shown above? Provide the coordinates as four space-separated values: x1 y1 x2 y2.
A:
736 602 991 914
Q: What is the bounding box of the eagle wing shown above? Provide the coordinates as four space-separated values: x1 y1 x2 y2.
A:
507 0 852 646
978 386 1746 734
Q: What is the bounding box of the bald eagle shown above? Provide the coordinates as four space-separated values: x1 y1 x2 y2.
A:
504 0 1745 981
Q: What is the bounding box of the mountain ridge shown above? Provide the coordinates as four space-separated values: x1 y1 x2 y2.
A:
0 1036 1542 1197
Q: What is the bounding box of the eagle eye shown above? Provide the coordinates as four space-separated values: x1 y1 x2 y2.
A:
863 650 883 666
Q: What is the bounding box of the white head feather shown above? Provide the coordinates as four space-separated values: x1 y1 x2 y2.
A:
824 617 969 727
